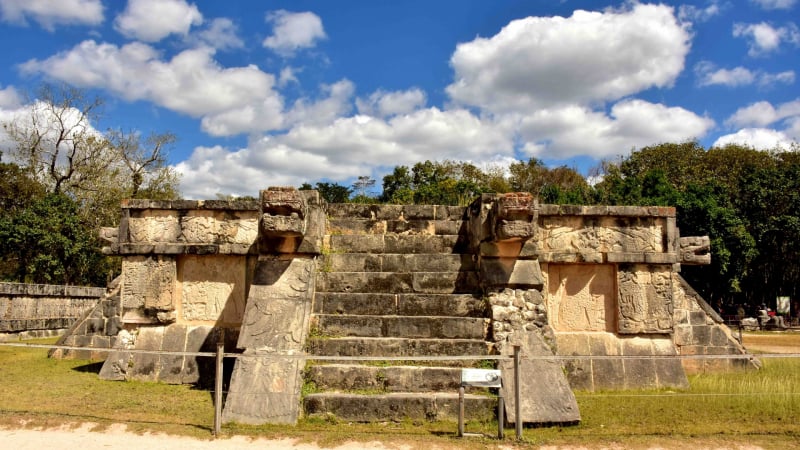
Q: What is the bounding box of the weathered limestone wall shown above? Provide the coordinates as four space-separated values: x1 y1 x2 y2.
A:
82 191 750 424
95 200 260 381
0 282 105 341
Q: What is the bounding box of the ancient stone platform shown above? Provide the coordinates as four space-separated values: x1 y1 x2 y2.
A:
60 188 755 426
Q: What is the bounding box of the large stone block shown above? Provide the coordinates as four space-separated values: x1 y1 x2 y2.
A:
121 256 176 312
617 266 673 334
548 264 616 332
223 355 305 424
501 331 580 424
481 258 543 288
179 255 247 325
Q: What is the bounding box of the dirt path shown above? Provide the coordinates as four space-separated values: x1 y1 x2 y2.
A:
0 423 405 450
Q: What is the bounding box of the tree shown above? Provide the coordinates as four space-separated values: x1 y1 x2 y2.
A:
0 192 109 285
3 84 112 195
107 129 180 199
313 182 352 203
2 84 181 227
351 175 376 203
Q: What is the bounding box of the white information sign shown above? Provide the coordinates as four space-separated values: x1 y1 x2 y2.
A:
461 368 501 388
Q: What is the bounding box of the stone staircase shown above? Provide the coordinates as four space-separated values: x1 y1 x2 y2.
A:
302 204 498 422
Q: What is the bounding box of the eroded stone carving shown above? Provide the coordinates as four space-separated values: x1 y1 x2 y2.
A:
617 265 673 334
180 255 246 324
540 217 663 253
679 236 711 265
493 192 537 241
121 256 176 319
548 264 616 332
260 187 307 238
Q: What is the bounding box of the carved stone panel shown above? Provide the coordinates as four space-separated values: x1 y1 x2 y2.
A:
539 217 664 254
617 265 673 334
121 256 176 312
179 255 247 324
127 210 181 243
547 264 616 332
237 256 315 351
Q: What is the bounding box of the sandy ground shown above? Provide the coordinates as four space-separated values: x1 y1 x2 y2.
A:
0 423 410 450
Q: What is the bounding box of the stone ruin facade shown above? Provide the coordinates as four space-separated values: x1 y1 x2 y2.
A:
57 188 752 425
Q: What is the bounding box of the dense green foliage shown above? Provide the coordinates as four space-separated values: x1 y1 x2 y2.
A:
0 85 181 286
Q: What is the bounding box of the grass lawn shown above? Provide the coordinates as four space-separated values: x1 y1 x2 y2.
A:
1 335 798 449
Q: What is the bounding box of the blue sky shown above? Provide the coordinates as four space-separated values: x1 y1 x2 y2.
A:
0 0 798 199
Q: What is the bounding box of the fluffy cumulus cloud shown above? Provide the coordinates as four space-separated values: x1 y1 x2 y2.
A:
262 10 326 56
20 40 286 135
750 0 797 10
717 99 800 149
725 99 800 128
114 0 202 42
695 61 795 87
0 0 103 30
356 88 427 118
515 100 714 159
713 128 796 149
176 108 513 199
447 3 690 112
0 84 21 109
193 18 244 51
733 22 800 56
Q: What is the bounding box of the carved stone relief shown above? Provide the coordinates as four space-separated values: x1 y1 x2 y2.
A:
547 264 616 332
121 256 176 313
179 255 246 324
617 265 673 334
539 217 663 253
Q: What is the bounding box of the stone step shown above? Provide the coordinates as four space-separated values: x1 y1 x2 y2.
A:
306 364 488 393
303 392 496 422
313 293 487 317
327 234 468 255
316 271 480 294
326 204 467 221
307 337 494 358
327 218 465 236
321 253 476 273
315 314 489 339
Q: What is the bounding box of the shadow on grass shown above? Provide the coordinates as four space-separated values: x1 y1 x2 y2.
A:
70 361 104 374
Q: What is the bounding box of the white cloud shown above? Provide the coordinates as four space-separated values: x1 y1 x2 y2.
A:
0 0 103 30
20 40 285 135
695 61 795 87
725 99 800 128
712 128 796 149
750 0 797 10
678 1 722 24
447 3 690 112
356 88 427 117
696 63 755 86
114 0 202 42
733 22 800 56
262 10 326 56
193 18 243 51
284 79 355 127
277 67 300 88
175 108 513 199
0 85 21 109
515 100 715 160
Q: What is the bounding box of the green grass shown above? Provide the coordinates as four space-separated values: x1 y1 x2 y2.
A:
1 339 799 448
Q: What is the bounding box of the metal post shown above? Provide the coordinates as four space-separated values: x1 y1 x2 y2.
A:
514 345 522 440
213 342 224 437
497 394 505 440
457 386 465 437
